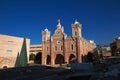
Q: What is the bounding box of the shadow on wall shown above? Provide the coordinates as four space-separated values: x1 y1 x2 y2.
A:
15 52 20 67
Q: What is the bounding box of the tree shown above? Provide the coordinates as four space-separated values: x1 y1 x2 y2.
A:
29 53 35 60
19 38 28 67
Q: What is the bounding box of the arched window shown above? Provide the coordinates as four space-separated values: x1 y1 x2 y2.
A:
55 46 57 51
71 44 74 50
75 31 77 36
61 45 63 51
46 46 48 51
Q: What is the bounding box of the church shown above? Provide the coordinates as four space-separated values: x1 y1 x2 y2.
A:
42 20 96 66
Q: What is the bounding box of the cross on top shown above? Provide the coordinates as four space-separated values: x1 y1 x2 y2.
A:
58 19 60 24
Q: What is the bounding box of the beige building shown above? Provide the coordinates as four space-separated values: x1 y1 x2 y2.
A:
30 44 42 55
0 34 30 68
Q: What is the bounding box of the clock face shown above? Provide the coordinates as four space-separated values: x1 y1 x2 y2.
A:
57 29 60 34
57 41 60 44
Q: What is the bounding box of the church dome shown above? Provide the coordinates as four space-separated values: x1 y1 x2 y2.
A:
74 20 79 24
44 28 48 31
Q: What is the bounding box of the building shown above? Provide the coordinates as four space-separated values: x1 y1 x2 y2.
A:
42 20 96 66
97 45 111 58
29 44 42 63
30 44 42 55
110 37 120 56
0 34 30 68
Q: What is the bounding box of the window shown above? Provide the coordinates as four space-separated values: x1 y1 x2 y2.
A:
55 46 57 51
61 45 63 51
75 31 77 36
8 41 14 45
71 44 74 50
6 50 12 54
46 47 48 51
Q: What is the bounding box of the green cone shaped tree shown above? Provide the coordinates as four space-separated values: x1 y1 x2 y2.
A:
19 38 28 67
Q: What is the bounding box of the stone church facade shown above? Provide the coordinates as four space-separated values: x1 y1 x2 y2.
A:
42 20 96 66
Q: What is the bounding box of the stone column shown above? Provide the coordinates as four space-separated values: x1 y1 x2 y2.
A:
51 54 55 66
65 54 69 64
77 38 82 63
42 54 46 65
42 43 46 65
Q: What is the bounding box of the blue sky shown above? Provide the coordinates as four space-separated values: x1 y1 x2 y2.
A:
0 0 120 45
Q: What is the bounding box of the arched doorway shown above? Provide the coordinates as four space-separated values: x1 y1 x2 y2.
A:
0 58 11 68
69 54 76 63
46 55 51 64
87 52 93 62
35 52 42 64
29 53 35 61
82 54 87 62
55 54 64 65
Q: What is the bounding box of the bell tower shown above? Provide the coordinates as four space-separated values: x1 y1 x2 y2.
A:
71 20 82 37
42 28 51 42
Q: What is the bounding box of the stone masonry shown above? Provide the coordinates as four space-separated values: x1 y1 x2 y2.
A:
42 20 96 66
